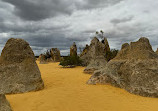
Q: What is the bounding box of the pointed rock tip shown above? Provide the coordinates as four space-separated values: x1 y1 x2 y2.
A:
138 37 150 43
121 43 129 49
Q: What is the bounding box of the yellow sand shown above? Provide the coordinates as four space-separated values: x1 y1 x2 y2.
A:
6 62 158 111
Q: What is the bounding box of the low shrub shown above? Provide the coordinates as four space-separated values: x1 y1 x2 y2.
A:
59 55 82 67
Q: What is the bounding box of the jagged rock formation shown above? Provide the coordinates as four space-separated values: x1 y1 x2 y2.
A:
70 42 77 56
80 44 89 57
0 95 12 111
80 37 110 66
103 37 110 52
0 38 44 94
87 37 158 97
50 48 61 62
80 37 109 74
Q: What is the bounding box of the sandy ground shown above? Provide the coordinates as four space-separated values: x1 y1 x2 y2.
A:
6 62 158 111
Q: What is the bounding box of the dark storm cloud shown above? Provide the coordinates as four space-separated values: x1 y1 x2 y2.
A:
2 0 123 21
2 0 73 21
0 22 38 33
0 20 70 34
0 0 158 55
6 30 88 55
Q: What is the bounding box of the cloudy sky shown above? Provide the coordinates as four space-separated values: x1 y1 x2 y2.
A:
0 0 158 55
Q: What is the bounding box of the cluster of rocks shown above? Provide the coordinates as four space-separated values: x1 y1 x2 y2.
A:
87 37 158 97
80 37 110 74
0 38 44 110
39 48 61 64
0 36 158 111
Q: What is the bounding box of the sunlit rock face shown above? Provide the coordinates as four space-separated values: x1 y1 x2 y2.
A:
83 56 107 74
88 37 158 97
81 37 109 74
0 38 44 94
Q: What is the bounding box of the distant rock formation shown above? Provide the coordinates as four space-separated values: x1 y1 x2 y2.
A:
50 48 61 62
80 37 109 74
80 44 89 57
39 48 61 64
87 37 158 97
0 38 44 94
114 37 156 60
0 95 12 111
39 54 47 64
156 48 158 54
70 42 77 56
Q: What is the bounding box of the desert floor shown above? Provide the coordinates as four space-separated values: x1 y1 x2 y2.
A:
6 62 158 111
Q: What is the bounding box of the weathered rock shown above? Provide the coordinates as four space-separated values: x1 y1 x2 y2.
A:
84 56 107 74
50 48 61 62
39 54 47 64
0 95 12 111
114 37 157 60
80 37 110 66
80 44 89 57
70 42 77 56
103 37 110 52
87 37 158 97
80 37 109 74
39 48 61 63
0 38 44 94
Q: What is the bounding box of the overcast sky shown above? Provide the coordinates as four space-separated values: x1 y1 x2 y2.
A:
0 0 158 55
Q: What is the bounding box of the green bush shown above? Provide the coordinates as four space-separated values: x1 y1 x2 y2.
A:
59 55 82 67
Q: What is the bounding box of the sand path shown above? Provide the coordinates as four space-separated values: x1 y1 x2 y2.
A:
7 62 158 111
